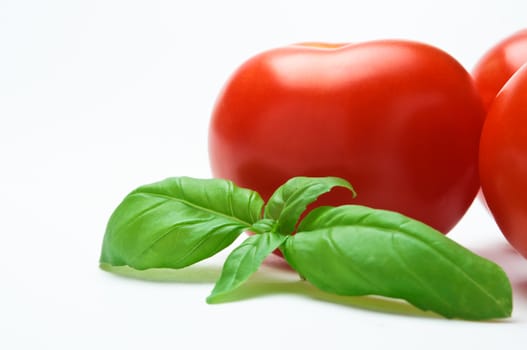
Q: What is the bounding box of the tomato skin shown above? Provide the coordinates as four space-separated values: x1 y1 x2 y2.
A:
209 40 485 233
473 29 527 111
480 64 527 258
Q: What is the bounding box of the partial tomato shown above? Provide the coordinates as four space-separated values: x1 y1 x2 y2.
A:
209 40 485 234
480 64 527 258
473 29 527 110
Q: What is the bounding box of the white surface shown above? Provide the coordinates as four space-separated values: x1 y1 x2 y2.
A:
1 1 527 349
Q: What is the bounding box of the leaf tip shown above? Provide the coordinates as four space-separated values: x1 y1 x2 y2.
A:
205 293 219 304
206 288 231 304
99 261 112 271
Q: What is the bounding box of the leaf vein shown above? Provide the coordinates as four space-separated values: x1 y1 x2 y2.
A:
390 232 452 310
132 191 255 227
325 228 386 294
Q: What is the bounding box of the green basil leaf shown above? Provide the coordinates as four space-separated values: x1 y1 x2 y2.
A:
206 231 288 303
263 176 355 235
100 176 264 270
282 205 513 320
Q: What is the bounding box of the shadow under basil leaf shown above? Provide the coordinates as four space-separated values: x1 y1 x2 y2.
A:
211 267 442 319
100 259 487 320
99 263 222 284
299 289 442 319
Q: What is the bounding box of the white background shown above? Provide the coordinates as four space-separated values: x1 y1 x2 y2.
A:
1 0 527 349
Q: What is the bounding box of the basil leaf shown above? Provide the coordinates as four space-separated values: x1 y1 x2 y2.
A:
100 177 264 270
282 205 512 320
207 231 288 303
263 176 355 234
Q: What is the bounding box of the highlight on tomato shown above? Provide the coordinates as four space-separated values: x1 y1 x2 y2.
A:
208 40 485 234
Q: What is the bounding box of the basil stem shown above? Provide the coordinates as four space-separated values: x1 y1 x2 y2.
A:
263 176 355 235
207 176 353 301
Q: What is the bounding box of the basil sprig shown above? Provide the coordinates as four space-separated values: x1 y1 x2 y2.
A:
100 176 513 320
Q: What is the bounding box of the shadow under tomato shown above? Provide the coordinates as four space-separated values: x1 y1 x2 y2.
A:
514 279 527 297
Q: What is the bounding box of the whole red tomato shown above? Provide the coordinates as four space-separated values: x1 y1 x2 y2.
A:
209 40 485 233
480 64 527 258
472 29 527 110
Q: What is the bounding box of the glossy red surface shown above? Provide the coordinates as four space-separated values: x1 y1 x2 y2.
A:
480 64 527 258
473 29 527 110
209 41 485 233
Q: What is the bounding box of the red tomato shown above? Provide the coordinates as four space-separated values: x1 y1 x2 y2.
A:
472 29 527 111
480 64 527 258
209 40 485 233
